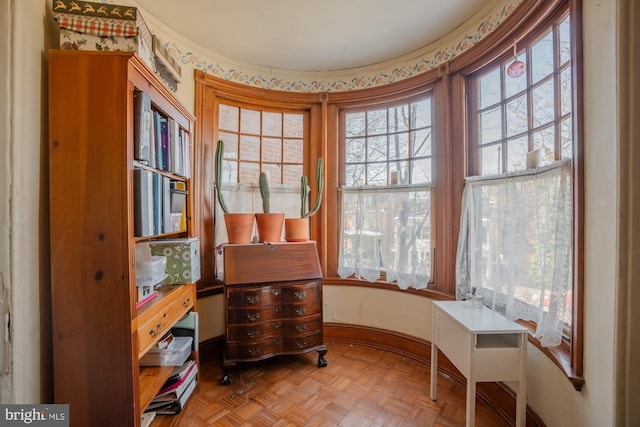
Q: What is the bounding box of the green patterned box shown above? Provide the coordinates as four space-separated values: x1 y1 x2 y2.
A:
148 238 200 285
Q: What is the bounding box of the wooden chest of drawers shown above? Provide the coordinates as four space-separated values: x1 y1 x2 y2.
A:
222 242 327 384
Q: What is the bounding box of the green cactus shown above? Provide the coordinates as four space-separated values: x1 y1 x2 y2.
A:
214 140 229 214
301 158 324 218
259 172 270 213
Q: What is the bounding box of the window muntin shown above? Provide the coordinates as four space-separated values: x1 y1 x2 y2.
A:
218 103 305 186
475 15 573 176
344 98 433 187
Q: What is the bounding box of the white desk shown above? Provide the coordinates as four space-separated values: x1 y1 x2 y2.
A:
430 301 528 427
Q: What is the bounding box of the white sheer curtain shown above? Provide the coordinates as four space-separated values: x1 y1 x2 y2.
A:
214 183 301 279
455 160 572 347
338 186 431 290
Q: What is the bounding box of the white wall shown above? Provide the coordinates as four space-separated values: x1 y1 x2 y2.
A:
1 0 55 403
0 0 13 403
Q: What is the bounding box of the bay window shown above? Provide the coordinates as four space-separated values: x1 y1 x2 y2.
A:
195 0 582 387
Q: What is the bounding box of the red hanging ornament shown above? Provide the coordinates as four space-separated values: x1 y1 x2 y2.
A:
507 40 525 78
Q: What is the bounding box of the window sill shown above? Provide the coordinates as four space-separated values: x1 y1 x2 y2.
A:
322 276 451 300
518 320 584 391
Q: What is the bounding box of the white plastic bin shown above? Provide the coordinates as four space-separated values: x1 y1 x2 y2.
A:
140 336 192 367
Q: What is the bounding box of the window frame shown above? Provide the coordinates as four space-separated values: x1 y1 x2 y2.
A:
337 93 436 286
458 2 584 389
193 72 323 288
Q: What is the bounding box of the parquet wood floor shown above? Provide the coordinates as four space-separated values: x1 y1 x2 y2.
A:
156 342 510 426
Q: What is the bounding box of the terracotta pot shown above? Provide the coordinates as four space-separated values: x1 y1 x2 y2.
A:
284 217 310 242
255 213 285 242
224 213 255 244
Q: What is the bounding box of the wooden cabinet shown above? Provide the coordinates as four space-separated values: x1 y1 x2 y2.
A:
222 242 328 384
48 50 197 427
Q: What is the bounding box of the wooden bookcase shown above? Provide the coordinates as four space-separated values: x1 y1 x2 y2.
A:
48 50 197 427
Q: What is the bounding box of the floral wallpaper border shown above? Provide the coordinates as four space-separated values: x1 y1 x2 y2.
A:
159 0 523 93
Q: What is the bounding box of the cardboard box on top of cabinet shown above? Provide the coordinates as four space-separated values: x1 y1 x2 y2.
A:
53 0 154 70
152 34 182 92
148 238 201 285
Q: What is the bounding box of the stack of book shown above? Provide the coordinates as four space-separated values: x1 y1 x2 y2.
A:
145 360 198 415
133 88 191 238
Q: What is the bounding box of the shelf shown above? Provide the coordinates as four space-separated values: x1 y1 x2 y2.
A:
476 333 521 348
133 160 190 181
139 365 175 411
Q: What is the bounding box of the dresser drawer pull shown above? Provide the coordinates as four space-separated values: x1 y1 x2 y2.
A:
294 291 306 300
246 295 260 304
247 330 260 339
273 338 282 345
148 321 162 337
247 312 261 322
294 307 306 316
272 305 282 312
296 341 308 349
271 289 281 296
183 297 191 307
248 347 263 357
295 324 307 332
271 322 281 329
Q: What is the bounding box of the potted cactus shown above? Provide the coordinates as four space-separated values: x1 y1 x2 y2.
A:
255 171 285 242
284 158 324 242
215 140 255 244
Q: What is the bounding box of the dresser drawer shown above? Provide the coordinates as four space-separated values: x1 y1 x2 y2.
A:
137 285 195 357
226 280 320 308
226 338 282 360
226 320 281 343
226 286 277 308
280 315 322 337
278 281 321 304
226 333 323 360
226 315 322 343
226 301 321 325
282 333 323 353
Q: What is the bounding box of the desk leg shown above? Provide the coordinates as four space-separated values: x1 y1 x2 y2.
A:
516 338 527 427
515 380 526 427
430 343 438 400
466 378 476 427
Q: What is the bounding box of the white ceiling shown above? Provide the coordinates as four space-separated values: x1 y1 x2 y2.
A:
135 0 492 72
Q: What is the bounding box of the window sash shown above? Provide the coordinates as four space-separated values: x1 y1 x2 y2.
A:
338 185 432 290
455 160 572 346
